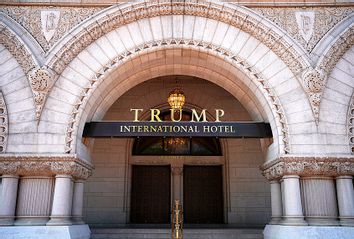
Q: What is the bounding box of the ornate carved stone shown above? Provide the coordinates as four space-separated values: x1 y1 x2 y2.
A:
40 10 61 42
254 7 353 53
261 156 354 181
0 6 103 52
347 93 354 154
0 92 8 153
302 68 326 124
319 26 354 75
28 67 54 120
64 39 291 156
295 11 315 43
0 154 93 180
48 1 309 78
0 22 36 74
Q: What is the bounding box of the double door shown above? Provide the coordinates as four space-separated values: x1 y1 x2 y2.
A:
130 165 223 224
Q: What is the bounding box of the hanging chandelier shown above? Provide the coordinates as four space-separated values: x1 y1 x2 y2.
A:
168 88 186 110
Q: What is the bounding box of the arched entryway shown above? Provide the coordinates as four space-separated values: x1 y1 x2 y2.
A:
83 76 272 230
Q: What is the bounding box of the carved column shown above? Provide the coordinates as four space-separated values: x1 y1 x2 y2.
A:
269 180 283 224
71 180 85 224
281 175 307 225
47 175 73 226
15 176 54 226
0 175 19 226
172 167 183 203
336 176 354 226
301 177 338 226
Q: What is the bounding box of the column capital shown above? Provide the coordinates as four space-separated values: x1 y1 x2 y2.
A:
0 154 93 180
0 174 19 179
55 174 73 179
171 166 183 176
336 175 353 180
282 175 300 180
261 155 354 181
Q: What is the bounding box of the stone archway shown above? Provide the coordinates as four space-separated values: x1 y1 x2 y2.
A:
39 0 317 158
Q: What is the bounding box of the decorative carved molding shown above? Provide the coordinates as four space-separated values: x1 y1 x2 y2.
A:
64 39 291 156
47 1 309 77
0 22 36 74
319 25 354 76
0 6 103 52
302 68 326 124
28 67 54 120
254 7 353 53
0 154 93 180
261 156 354 180
348 92 354 154
0 92 8 153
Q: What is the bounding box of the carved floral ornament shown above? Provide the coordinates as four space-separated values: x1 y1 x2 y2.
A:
63 39 290 155
301 68 326 124
28 67 54 120
0 22 36 75
0 155 93 180
261 156 354 181
0 92 8 153
347 92 354 154
0 22 55 120
47 0 309 76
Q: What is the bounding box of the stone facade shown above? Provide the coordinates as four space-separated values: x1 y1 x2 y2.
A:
0 1 353 239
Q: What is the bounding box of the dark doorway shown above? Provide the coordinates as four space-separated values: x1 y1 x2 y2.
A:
183 165 224 224
130 165 171 223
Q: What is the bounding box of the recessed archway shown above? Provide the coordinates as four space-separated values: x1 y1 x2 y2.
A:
83 75 271 227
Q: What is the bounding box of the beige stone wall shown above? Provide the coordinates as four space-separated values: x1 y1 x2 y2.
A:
83 76 270 227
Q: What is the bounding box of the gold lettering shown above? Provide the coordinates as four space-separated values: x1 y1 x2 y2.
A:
191 109 207 122
150 126 157 132
130 109 143 122
170 109 183 122
215 109 225 122
203 125 210 133
150 109 162 122
123 126 130 132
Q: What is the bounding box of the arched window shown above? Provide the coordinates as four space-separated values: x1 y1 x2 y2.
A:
132 111 222 156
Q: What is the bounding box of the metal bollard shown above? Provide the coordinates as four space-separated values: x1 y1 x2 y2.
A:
172 200 183 239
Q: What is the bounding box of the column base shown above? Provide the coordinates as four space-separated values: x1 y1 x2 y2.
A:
47 216 72 226
306 216 340 226
264 224 354 239
14 216 49 226
71 217 85 225
340 217 354 227
269 216 282 225
0 225 90 239
281 216 308 226
0 217 14 226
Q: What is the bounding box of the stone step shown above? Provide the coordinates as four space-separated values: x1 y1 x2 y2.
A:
91 228 263 239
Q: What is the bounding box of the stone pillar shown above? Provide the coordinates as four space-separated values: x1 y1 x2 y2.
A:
71 180 85 224
15 176 54 226
269 180 283 224
172 167 183 202
336 176 354 226
0 175 19 226
47 175 73 226
301 177 338 226
281 175 307 225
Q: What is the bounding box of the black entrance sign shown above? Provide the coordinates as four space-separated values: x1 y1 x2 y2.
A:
83 121 272 138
